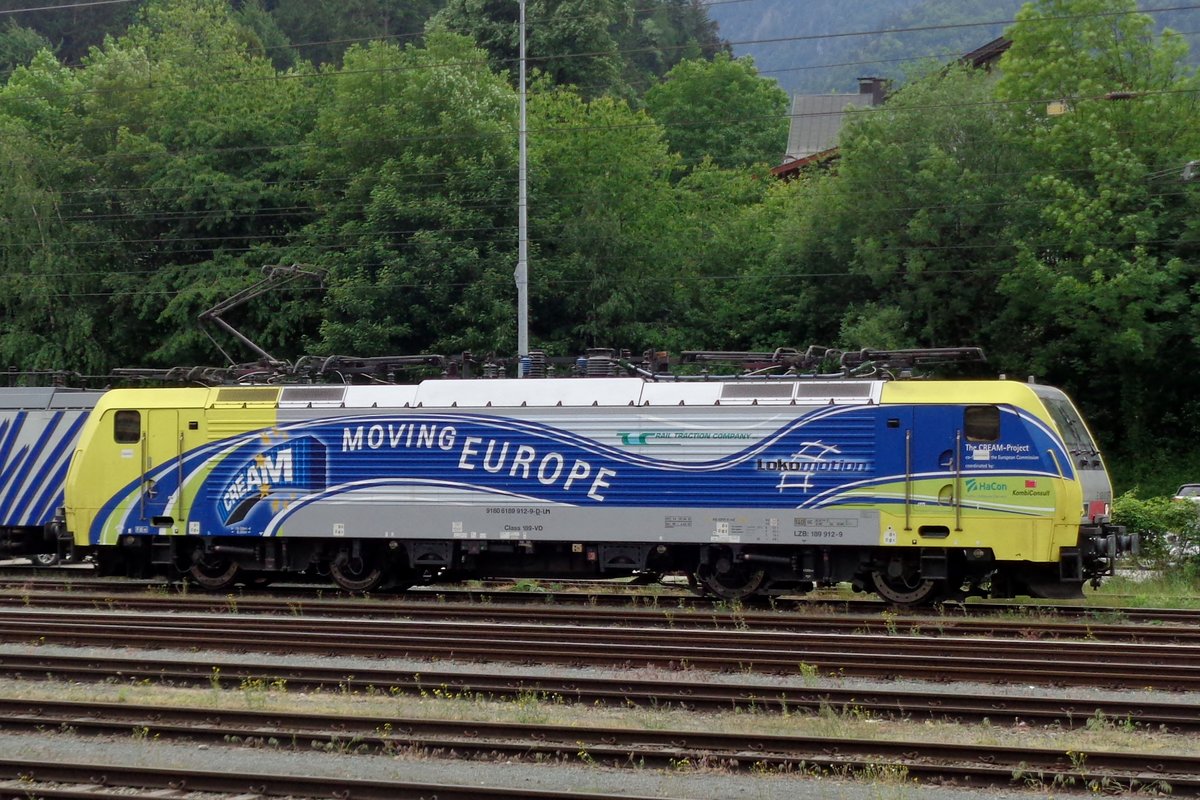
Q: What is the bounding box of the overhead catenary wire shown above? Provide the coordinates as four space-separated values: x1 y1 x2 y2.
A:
0 0 137 15
3 164 1197 237
14 245 1194 303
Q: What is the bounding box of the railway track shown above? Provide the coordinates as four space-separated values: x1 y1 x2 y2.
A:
4 572 1199 626
0 757 657 800
8 645 1200 728
2 649 1198 731
3 607 1200 690
4 582 1200 645
1 696 1197 796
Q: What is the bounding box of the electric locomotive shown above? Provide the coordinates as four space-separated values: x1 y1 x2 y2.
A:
59 349 1132 605
0 387 102 560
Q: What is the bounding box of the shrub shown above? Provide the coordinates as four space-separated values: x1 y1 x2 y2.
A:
1111 491 1200 570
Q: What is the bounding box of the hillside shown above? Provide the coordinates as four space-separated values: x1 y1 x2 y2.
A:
706 0 1020 93
707 0 1200 93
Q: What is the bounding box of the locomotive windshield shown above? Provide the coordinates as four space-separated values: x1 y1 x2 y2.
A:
1039 393 1098 456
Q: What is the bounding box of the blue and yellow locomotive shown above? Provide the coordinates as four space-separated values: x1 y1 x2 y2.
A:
57 352 1131 605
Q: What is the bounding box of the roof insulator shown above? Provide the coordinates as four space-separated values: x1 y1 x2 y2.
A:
486 401 492 407
521 401 527 406
451 401 457 407
592 401 599 406
556 400 563 406
678 400 685 406
715 399 720 405
628 401 635 406
752 399 758 405
643 400 649 406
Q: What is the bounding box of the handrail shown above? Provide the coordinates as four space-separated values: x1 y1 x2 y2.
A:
1047 449 1065 479
954 430 963 532
904 429 912 531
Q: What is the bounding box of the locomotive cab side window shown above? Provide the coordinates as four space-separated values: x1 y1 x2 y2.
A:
114 410 141 443
964 406 1000 442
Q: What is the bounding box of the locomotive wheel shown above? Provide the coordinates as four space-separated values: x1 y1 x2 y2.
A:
697 565 767 600
330 555 385 592
870 569 939 605
189 555 241 591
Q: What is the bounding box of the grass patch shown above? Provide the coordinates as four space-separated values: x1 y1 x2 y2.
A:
1084 567 1200 609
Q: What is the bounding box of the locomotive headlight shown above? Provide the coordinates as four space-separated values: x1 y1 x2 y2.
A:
973 548 985 559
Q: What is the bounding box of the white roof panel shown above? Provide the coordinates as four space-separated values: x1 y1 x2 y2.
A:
413 377 645 408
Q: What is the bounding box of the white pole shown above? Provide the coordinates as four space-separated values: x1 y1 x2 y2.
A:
515 0 529 375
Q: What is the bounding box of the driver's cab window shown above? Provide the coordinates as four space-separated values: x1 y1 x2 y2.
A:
964 405 1000 442
114 410 141 444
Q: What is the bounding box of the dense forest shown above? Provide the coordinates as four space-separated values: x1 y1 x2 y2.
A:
0 0 1198 494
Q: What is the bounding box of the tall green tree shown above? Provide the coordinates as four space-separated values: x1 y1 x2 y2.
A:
66 0 318 368
265 0 443 67
0 21 50 75
644 52 787 169
0 107 110 372
825 62 1022 350
301 33 517 356
991 0 1200 454
527 85 679 350
614 0 725 92
0 0 139 65
660 161 785 350
429 0 629 98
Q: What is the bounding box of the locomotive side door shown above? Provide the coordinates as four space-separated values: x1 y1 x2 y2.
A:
143 409 182 530
911 406 963 534
110 408 180 530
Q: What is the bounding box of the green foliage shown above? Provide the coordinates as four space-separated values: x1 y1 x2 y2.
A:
527 85 679 350
430 0 629 98
644 53 787 169
304 34 517 355
615 0 725 91
268 0 443 67
0 0 138 65
761 62 1020 352
0 21 50 75
431 0 724 99
1111 491 1200 568
232 0 298 71
1112 491 1198 539
990 0 1200 456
